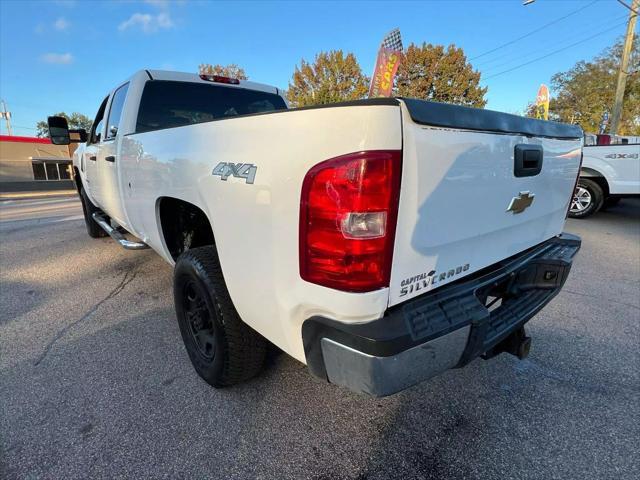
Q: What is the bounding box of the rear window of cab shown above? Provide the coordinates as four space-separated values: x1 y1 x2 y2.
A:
136 80 287 133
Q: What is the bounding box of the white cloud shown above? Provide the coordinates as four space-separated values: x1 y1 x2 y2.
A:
54 17 70 31
41 52 74 65
35 17 71 34
118 12 174 33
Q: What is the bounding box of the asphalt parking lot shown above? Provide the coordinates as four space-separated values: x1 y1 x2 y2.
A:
1 196 638 480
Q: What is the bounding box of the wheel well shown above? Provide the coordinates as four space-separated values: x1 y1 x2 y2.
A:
580 168 609 197
158 197 215 261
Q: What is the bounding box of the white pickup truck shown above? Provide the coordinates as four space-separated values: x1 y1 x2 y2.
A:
569 142 640 218
48 70 583 396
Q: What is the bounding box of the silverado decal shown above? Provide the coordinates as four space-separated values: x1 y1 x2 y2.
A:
399 264 470 297
212 162 257 184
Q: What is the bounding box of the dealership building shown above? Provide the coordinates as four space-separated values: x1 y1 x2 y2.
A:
0 135 75 192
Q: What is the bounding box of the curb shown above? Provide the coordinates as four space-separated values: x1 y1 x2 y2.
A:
0 190 78 201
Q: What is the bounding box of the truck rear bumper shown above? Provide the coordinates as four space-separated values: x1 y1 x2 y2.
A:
302 233 581 397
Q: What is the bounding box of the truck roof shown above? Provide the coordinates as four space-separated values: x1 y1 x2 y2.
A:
144 70 281 95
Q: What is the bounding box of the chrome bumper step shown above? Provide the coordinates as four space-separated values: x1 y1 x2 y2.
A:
92 212 149 250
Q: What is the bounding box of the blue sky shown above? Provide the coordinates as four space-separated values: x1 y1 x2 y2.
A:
0 0 631 136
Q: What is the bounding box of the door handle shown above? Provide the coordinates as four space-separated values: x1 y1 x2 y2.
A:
105 156 116 163
514 145 543 177
89 155 96 161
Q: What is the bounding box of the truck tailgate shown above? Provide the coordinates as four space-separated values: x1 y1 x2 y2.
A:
389 99 583 306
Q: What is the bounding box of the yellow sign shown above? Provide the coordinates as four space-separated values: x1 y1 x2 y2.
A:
535 84 549 121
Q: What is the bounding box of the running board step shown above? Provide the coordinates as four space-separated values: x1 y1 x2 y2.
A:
92 212 149 250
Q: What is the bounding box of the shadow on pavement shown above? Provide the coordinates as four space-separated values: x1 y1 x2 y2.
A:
1 199 638 479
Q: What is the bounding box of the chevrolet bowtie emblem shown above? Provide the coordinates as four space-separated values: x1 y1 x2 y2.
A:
507 191 535 214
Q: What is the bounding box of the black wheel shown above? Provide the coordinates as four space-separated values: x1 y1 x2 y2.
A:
602 197 622 209
173 246 266 387
79 187 107 238
568 178 604 219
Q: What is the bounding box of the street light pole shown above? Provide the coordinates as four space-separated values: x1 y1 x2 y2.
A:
1 99 13 136
609 0 639 136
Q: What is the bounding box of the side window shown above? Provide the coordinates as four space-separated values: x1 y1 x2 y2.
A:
90 96 109 144
105 83 129 140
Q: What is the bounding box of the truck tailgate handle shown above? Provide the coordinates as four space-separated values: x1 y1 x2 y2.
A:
105 155 116 163
514 145 543 177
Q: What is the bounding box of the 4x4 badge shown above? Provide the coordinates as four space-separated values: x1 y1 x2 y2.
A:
212 162 257 184
507 191 535 214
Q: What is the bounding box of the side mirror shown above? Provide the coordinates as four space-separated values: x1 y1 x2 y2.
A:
69 129 88 143
109 125 118 137
47 116 70 145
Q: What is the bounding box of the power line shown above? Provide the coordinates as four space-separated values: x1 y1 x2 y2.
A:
616 0 639 14
447 12 621 96
483 21 626 80
475 13 627 69
471 0 599 61
480 15 627 75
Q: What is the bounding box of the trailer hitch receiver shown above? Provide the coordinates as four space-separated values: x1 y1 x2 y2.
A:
482 326 531 361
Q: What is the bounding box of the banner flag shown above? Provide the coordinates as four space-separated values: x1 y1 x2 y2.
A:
535 84 550 121
368 28 403 98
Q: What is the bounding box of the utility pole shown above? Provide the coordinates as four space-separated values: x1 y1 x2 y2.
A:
610 0 639 136
0 99 12 136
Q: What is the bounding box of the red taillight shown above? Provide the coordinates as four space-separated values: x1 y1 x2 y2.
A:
596 134 611 146
299 150 402 292
199 74 240 85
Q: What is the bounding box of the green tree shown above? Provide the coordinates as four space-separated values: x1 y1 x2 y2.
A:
532 36 639 135
524 102 541 118
287 50 369 107
36 112 93 138
198 63 248 80
396 43 487 107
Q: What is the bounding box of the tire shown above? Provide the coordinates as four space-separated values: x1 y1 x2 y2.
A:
568 178 604 219
173 246 266 387
79 187 108 238
602 197 622 209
